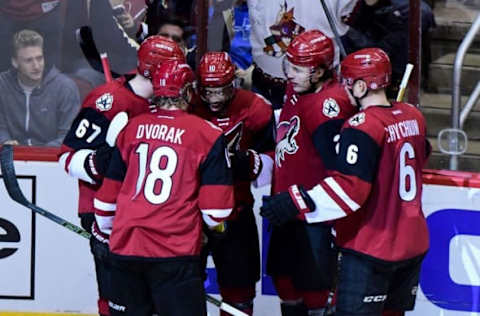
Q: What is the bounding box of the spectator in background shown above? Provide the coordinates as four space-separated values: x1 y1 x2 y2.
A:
247 0 355 109
0 0 66 72
341 0 435 97
0 29 80 147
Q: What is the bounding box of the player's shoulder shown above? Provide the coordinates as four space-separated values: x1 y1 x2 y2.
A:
81 78 145 116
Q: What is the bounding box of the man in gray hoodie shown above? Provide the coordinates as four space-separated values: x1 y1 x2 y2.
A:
0 29 80 146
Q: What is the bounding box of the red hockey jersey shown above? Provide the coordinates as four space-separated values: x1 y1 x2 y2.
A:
305 102 430 262
94 109 234 259
193 89 273 212
59 77 150 215
273 80 356 197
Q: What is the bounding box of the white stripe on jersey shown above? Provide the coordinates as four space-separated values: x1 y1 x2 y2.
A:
94 198 117 211
305 183 348 223
201 208 232 218
95 213 113 235
324 177 361 211
60 149 96 184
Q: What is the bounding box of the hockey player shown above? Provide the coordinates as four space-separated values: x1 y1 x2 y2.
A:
93 60 234 316
263 29 357 316
58 35 185 316
261 48 430 316
194 51 275 316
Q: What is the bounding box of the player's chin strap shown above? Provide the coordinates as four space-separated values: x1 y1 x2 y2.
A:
0 145 248 316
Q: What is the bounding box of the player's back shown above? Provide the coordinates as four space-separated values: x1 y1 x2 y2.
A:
335 102 429 262
109 108 229 259
59 77 150 215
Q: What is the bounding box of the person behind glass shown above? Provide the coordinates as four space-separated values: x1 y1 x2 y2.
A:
0 29 80 146
0 0 65 72
261 48 430 316
259 29 356 316
59 35 185 316
340 0 435 97
93 60 234 316
246 0 355 109
193 51 275 316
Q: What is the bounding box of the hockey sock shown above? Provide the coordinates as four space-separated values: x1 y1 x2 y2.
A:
98 297 110 316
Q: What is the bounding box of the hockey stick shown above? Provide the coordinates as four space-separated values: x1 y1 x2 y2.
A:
76 26 121 78
396 63 414 102
319 0 347 58
0 145 91 239
0 145 247 316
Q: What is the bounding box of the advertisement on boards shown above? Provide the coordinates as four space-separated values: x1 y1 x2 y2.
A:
1 159 480 315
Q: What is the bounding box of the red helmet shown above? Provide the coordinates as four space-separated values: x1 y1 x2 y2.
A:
286 29 334 69
152 60 195 98
340 48 392 90
198 52 235 87
137 35 186 78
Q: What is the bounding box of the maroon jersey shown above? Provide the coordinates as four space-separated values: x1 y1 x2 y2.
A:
0 0 61 20
273 80 356 197
305 102 430 261
193 89 273 213
93 109 234 258
59 77 150 215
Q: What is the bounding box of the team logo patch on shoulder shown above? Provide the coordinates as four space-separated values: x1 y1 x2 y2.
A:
349 112 366 126
323 98 340 118
96 93 114 112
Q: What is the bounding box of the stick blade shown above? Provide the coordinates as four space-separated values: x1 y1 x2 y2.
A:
0 145 30 206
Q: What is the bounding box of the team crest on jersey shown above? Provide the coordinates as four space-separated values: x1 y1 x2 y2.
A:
323 98 340 118
275 115 300 167
96 93 114 111
349 113 366 126
224 121 244 157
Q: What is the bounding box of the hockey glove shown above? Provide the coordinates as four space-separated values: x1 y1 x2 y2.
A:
231 149 263 181
204 221 228 242
260 185 315 226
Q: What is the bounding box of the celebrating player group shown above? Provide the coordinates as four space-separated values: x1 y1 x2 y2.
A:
58 20 429 316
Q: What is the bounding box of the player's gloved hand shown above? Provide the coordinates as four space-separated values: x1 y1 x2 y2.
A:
93 144 114 175
83 144 114 181
260 185 315 226
205 221 228 241
231 149 263 181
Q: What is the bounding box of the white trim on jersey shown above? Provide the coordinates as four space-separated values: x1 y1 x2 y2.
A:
324 177 361 211
253 153 274 188
94 198 117 212
59 149 96 184
95 213 113 235
305 183 349 223
202 213 222 228
201 208 232 218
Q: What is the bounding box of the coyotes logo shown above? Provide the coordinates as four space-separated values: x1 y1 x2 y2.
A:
263 1 305 57
224 121 244 157
275 115 300 167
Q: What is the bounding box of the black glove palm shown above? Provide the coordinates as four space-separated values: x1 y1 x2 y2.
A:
260 185 315 226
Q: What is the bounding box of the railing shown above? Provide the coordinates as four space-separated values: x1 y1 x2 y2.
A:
449 13 480 170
